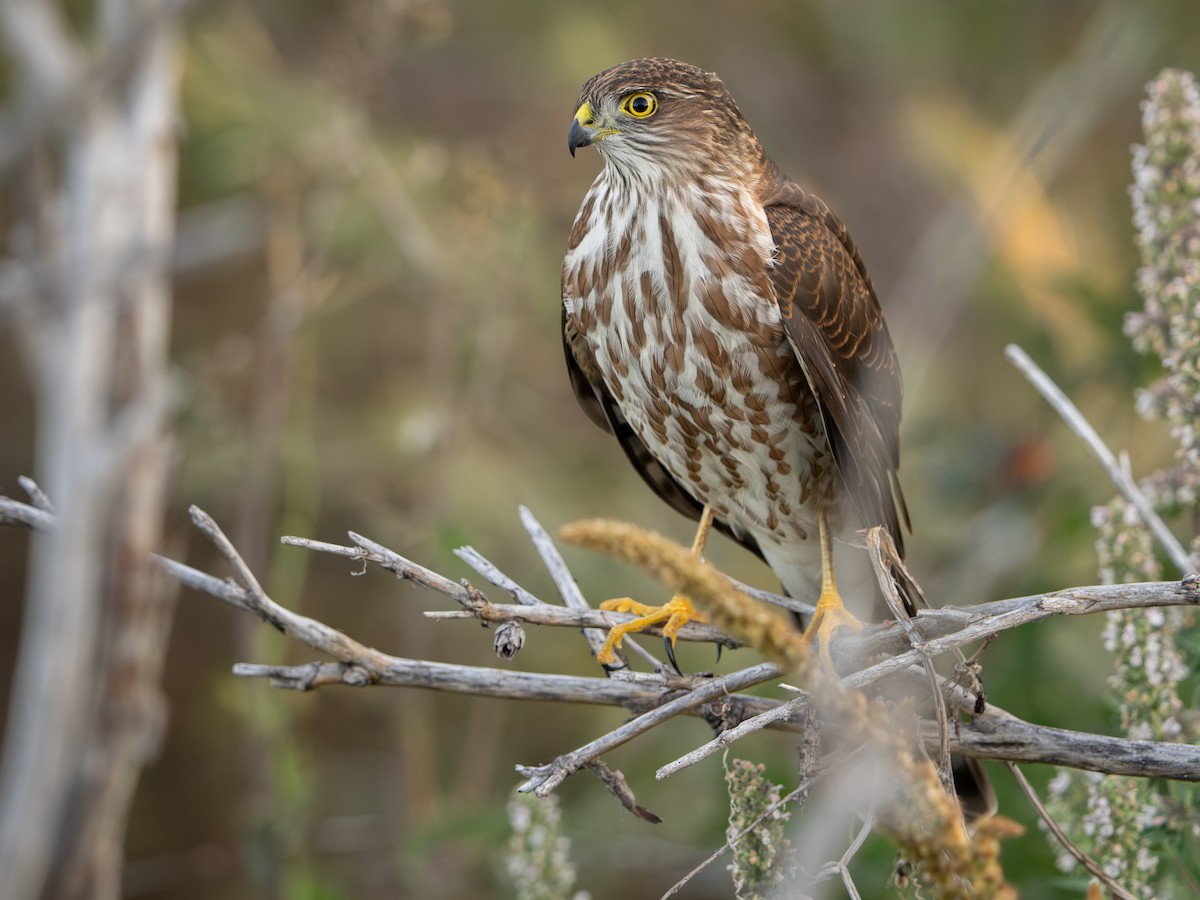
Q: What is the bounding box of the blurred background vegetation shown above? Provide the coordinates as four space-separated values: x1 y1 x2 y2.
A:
3 0 1199 897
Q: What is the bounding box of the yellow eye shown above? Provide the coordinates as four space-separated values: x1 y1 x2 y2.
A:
621 92 658 118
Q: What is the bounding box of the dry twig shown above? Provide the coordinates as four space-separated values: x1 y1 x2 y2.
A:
1006 343 1194 574
1006 762 1137 900
866 525 956 798
3 493 1199 784
515 662 781 797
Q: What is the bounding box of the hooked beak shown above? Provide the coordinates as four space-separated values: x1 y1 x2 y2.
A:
568 101 598 157
568 119 593 157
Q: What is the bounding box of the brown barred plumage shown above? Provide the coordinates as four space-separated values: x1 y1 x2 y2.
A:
562 58 905 611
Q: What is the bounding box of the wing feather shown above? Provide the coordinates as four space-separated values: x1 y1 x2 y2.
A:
762 182 909 555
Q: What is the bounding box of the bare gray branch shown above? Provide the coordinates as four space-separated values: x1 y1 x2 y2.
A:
1006 343 1195 574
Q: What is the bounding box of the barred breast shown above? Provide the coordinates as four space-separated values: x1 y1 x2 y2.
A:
562 173 844 594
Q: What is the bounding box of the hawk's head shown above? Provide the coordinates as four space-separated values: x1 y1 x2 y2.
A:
568 58 760 178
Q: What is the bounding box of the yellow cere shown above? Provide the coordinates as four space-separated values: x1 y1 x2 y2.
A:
574 102 595 126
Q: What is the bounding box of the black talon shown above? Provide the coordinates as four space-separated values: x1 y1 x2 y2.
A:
601 659 629 673
664 636 683 675
715 642 723 665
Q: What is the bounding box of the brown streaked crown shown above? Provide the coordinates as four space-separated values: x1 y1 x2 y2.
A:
575 58 759 164
576 58 727 108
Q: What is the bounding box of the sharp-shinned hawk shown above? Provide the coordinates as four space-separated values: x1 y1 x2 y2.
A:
560 59 993 816
562 57 910 668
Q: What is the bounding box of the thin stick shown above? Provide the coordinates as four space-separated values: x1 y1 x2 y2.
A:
515 662 781 796
193 510 398 675
153 554 252 611
283 532 484 610
17 476 54 513
867 527 955 799
658 649 976 781
423 601 738 649
726 577 814 617
838 590 1164 695
844 579 1199 660
518 505 622 664
836 803 876 900
655 653 916 779
0 496 57 532
191 506 269 603
1006 343 1194 574
353 532 485 607
657 693 803 780
231 659 687 706
453 546 542 606
288 533 664 668
1006 762 1137 900
588 760 662 824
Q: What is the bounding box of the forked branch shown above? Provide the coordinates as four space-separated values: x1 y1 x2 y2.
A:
2 490 1198 785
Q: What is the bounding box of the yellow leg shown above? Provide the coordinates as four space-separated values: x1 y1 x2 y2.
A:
689 504 715 557
800 509 863 665
595 595 704 666
596 506 714 669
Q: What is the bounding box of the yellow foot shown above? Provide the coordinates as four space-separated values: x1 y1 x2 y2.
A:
597 595 708 670
801 590 864 667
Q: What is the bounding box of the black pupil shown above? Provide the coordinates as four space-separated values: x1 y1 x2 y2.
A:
632 96 649 113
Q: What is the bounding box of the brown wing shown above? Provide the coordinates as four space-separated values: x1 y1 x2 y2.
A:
763 182 909 556
562 308 766 563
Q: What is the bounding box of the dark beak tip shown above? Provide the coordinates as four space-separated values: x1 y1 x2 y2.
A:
568 119 592 158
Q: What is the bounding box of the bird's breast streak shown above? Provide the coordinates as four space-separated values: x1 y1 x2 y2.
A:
566 180 829 544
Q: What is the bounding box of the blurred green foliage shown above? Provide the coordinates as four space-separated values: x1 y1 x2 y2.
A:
724 758 792 899
4 1 1200 897
1047 67 1200 899
507 792 582 900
